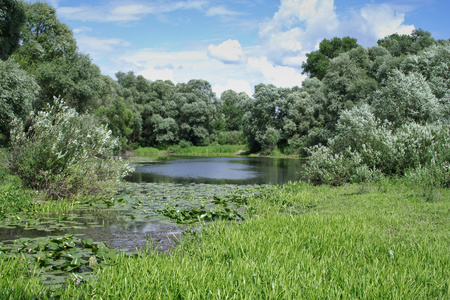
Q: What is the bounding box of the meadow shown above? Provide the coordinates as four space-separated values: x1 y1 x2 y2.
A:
1 179 448 299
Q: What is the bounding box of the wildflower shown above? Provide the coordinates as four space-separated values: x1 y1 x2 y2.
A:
389 250 394 260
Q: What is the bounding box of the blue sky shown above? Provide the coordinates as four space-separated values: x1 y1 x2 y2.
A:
41 0 449 96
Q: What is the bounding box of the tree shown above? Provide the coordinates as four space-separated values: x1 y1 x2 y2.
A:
371 69 440 126
283 89 324 152
301 36 359 80
322 48 378 129
0 58 39 145
13 1 77 68
10 2 104 113
243 84 290 153
377 28 435 57
139 79 177 147
34 52 103 112
95 97 136 150
219 90 250 131
401 41 450 100
0 0 26 60
173 79 219 145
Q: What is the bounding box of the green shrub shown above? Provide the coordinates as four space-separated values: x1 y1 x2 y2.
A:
9 98 133 199
178 139 193 148
306 105 449 185
216 131 245 145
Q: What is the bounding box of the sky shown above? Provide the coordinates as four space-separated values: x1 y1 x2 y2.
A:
39 0 449 96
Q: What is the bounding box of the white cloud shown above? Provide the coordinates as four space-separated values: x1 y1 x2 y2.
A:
248 57 306 88
359 3 414 40
138 67 175 82
57 1 208 22
88 43 304 97
213 80 253 97
72 27 92 34
259 0 340 67
259 0 415 68
207 39 246 64
206 6 241 17
75 34 131 59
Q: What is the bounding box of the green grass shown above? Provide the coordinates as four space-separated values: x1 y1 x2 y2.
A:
2 180 447 299
133 146 167 155
134 144 247 157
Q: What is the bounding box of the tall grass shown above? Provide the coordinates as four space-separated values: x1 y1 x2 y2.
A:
134 144 247 156
37 181 449 298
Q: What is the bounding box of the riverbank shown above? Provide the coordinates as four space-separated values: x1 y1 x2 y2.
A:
2 180 448 298
133 144 301 159
133 144 248 157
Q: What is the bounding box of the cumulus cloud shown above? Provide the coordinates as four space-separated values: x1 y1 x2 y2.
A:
359 4 414 40
259 0 415 68
138 66 175 82
207 39 246 64
213 80 253 97
259 0 339 66
248 57 306 88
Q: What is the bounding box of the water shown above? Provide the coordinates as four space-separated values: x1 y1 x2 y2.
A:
127 156 306 185
0 157 306 253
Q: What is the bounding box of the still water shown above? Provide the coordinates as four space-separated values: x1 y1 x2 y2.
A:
127 156 306 185
0 157 306 255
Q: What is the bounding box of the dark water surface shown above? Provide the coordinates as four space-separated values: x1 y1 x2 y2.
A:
0 157 305 253
127 156 306 185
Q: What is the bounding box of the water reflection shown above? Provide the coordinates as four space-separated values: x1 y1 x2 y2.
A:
127 156 305 185
0 157 305 254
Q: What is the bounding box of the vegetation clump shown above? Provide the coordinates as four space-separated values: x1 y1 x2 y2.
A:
9 99 133 199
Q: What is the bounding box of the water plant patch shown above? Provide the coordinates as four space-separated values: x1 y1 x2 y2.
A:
0 234 118 286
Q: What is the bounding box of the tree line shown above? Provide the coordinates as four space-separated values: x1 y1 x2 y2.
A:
1 1 449 187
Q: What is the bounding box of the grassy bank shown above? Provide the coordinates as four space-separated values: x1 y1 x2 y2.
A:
2 180 448 299
0 149 88 216
134 144 247 157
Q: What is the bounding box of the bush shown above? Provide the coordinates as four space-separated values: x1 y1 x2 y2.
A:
9 98 133 199
216 131 244 145
306 145 372 185
178 140 192 148
306 104 449 185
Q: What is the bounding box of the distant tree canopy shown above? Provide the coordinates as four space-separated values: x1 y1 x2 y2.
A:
11 1 103 113
0 0 448 181
377 28 436 57
301 36 359 80
0 0 26 60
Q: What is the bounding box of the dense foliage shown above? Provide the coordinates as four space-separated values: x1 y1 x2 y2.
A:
9 99 132 198
0 0 448 186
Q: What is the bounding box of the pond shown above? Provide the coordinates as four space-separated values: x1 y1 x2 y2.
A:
0 156 305 284
127 156 306 185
